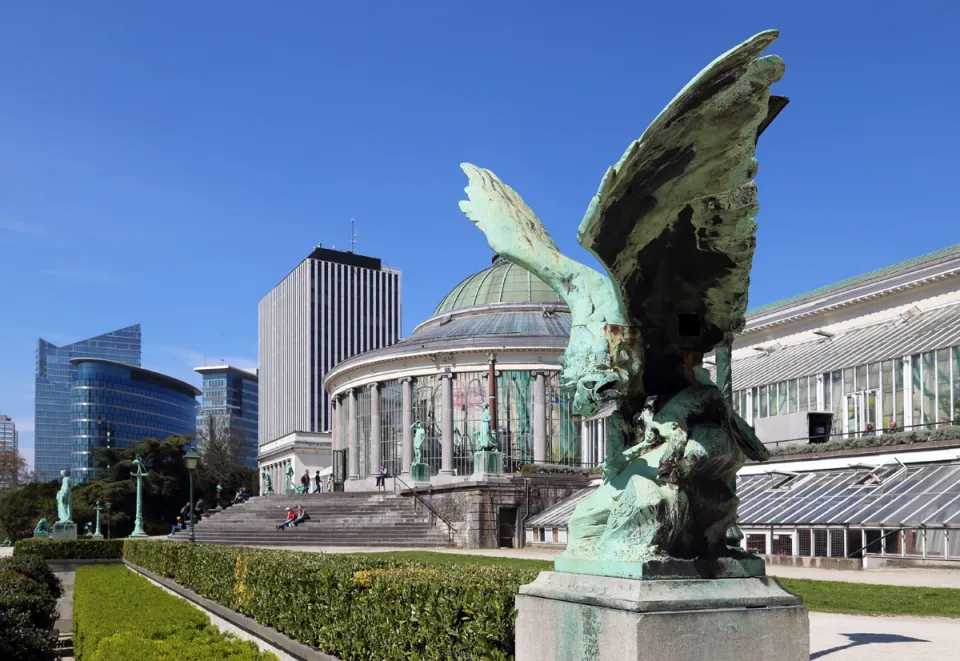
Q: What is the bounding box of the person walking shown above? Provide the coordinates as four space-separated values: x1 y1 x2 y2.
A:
314 470 323 493
300 469 310 494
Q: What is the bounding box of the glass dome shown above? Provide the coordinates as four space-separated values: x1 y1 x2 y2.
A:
433 259 563 315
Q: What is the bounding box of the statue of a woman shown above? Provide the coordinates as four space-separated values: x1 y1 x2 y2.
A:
477 403 497 451
412 421 426 464
261 468 273 494
56 469 73 523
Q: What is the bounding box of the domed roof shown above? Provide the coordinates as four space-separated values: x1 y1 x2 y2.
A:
434 259 564 315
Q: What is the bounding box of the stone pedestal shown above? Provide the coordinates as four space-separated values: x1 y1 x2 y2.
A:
473 450 502 476
51 523 77 541
515 572 808 661
410 462 430 486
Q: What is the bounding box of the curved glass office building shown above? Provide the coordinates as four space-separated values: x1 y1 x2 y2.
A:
70 358 200 480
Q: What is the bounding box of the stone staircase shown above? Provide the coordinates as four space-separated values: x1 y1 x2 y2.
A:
172 492 454 547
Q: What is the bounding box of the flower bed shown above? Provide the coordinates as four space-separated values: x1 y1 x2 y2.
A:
14 538 125 560
73 564 276 661
0 553 63 661
124 540 540 661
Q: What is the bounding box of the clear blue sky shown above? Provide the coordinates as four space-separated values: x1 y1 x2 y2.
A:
2 3 957 468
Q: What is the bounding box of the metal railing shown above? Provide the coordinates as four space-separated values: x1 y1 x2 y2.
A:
392 473 456 545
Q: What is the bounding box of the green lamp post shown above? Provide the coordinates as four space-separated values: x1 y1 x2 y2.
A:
105 501 111 538
92 501 104 539
184 450 201 543
129 455 149 539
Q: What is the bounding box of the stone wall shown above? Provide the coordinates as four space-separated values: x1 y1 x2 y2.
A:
406 474 589 548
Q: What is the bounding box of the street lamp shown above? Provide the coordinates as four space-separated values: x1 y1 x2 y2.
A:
104 501 112 539
184 450 201 543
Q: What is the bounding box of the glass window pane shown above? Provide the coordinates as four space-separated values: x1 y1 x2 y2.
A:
954 347 960 424
856 365 867 391
799 376 809 411
882 360 894 431
844 368 855 394
759 385 768 418
868 362 879 391
912 354 922 429
770 383 779 416
938 348 950 425
781 381 790 415
831 372 843 438
895 358 905 428
923 352 935 428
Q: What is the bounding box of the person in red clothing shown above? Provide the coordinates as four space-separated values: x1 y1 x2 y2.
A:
276 507 297 530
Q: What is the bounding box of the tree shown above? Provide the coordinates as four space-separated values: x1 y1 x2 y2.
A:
0 450 33 495
0 480 58 541
195 415 258 507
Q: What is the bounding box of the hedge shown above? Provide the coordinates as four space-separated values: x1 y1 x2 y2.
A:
0 553 63 661
74 564 276 661
14 538 125 560
124 540 540 661
769 424 960 457
519 463 597 476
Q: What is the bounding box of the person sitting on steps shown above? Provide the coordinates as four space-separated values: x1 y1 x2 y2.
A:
291 504 308 527
376 464 388 490
277 507 297 530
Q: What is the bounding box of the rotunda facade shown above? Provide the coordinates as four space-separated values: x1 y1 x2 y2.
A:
324 258 588 489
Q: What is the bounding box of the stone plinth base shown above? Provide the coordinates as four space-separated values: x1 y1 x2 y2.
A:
91 532 104 540
515 572 808 661
472 450 502 476
410 462 430 484
554 548 765 580
51 523 77 541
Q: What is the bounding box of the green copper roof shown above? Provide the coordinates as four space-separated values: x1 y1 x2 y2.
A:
433 260 564 315
747 244 960 317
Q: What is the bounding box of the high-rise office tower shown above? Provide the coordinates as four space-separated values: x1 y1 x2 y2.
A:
195 365 259 468
258 247 401 447
35 324 142 480
0 415 16 453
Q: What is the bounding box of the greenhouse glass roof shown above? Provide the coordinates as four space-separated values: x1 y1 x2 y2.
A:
737 463 960 527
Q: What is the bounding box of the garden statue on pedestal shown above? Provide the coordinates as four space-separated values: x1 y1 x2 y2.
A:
129 455 149 539
410 421 429 483
284 465 295 494
33 519 52 538
92 501 104 539
0 538 11 547
83 522 93 537
473 403 502 475
458 29 808 661
53 469 77 540
261 468 274 495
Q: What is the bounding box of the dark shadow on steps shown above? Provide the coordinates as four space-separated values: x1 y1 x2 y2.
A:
810 633 929 660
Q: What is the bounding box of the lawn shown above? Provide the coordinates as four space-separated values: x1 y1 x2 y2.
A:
364 551 960 619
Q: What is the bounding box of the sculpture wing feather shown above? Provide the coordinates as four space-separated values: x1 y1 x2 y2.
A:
459 163 624 323
577 30 786 355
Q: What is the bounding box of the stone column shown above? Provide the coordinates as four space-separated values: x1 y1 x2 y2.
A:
401 377 413 476
369 383 381 474
440 373 454 476
533 371 547 463
331 397 339 451
347 388 358 480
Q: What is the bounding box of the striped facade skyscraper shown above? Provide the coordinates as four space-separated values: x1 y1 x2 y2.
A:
258 246 401 447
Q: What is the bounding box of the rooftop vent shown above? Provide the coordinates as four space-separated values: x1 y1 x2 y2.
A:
900 305 922 322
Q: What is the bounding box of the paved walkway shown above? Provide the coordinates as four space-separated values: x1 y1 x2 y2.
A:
809 612 960 660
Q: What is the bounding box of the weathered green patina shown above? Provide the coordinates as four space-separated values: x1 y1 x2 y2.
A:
33 518 52 538
56 469 73 524
261 468 274 495
93 500 104 539
129 455 149 539
459 31 786 579
284 464 295 495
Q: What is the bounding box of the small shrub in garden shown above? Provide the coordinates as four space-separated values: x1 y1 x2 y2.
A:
14 537 125 560
0 609 58 661
74 564 276 661
0 554 61 661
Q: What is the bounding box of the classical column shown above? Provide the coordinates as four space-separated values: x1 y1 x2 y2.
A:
440 373 454 476
369 383 381 474
401 377 413 476
533 371 547 463
331 397 339 451
347 388 358 480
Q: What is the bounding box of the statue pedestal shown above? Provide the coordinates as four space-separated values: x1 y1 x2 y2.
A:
472 450 502 476
515 572 808 661
91 532 104 540
409 462 430 486
51 522 77 541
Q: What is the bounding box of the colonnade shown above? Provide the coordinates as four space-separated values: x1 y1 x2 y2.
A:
331 371 554 480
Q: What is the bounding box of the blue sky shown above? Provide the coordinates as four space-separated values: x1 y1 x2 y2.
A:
1 3 957 468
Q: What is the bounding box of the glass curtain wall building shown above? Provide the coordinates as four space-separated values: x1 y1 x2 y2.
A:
71 358 200 481
195 366 259 468
0 415 16 453
35 324 141 480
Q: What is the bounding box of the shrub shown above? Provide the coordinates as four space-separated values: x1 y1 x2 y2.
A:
770 424 960 457
14 538 125 560
519 463 596 476
124 540 539 661
0 553 61 661
74 564 276 661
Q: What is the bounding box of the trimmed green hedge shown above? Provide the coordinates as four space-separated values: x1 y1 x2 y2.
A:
14 538 125 560
124 540 539 661
74 564 276 661
0 553 62 661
